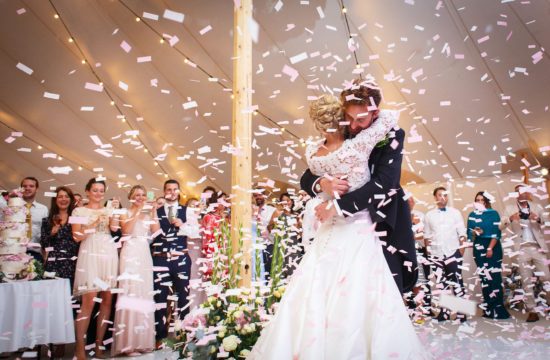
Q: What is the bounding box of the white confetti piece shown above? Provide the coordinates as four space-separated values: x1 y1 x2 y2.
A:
440 100 451 106
5 136 16 143
17 147 31 152
199 25 212 35
163 9 184 23
274 0 283 11
84 82 104 92
80 106 94 111
43 91 60 100
68 216 89 224
16 8 26 15
48 166 73 175
290 52 308 64
120 40 132 53
142 12 158 21
118 81 128 91
183 101 198 110
316 6 325 19
16 62 33 75
137 56 152 63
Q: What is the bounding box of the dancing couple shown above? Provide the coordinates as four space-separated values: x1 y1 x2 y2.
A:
250 79 427 359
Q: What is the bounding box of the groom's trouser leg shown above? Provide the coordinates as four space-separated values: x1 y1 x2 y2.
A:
382 246 404 294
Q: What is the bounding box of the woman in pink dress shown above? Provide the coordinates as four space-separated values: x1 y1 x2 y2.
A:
72 178 120 360
112 185 160 356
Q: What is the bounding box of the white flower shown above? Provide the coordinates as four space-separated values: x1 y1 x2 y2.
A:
240 349 251 358
222 335 241 352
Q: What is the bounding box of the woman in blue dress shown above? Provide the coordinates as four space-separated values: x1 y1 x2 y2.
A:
467 191 510 319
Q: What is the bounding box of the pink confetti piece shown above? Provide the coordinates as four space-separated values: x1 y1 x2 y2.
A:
477 35 490 44
84 82 104 92
32 301 48 309
16 8 26 15
282 64 299 82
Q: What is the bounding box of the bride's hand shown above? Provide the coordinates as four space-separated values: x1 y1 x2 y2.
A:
320 174 349 196
315 201 336 222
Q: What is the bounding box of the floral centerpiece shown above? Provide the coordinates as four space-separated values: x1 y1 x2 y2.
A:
168 218 291 359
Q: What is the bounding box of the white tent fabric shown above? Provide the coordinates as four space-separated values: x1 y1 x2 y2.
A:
0 0 549 203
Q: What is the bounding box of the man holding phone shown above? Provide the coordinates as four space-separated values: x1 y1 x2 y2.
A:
151 179 191 345
501 184 549 322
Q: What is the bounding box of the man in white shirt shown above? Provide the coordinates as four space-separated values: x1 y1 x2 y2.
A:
501 184 549 322
20 177 49 262
252 186 277 278
424 186 467 322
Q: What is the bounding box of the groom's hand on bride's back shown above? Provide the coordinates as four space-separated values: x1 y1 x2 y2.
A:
319 174 349 196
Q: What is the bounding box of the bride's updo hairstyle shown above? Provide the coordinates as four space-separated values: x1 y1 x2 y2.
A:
309 94 344 135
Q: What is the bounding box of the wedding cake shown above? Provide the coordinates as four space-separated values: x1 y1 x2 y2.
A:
0 196 34 281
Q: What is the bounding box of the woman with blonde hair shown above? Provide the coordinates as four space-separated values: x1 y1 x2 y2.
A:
112 185 160 356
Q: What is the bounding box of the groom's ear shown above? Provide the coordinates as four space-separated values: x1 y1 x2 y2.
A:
372 109 380 118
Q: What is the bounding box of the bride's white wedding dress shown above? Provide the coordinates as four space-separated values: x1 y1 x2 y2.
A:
249 110 426 360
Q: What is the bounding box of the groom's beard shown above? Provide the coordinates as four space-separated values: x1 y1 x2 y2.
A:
347 116 379 139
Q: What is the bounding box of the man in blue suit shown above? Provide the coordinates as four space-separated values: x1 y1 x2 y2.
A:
152 179 191 344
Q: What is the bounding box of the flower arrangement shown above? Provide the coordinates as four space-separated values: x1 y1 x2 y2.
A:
168 219 290 359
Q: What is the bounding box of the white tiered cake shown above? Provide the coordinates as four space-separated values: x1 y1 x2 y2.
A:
0 196 34 281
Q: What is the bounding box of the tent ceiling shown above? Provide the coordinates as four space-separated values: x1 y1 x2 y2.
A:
0 0 548 201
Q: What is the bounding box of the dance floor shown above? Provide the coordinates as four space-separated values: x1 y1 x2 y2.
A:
3 311 547 359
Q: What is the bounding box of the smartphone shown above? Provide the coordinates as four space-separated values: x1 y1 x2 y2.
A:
147 191 155 202
106 200 113 209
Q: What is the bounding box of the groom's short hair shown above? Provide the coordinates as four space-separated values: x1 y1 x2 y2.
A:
340 79 382 108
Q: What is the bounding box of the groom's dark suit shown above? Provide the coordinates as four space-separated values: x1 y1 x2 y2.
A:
300 126 417 294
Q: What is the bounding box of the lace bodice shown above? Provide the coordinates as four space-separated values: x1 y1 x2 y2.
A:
305 110 399 192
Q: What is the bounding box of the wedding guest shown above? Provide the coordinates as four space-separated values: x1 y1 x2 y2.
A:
275 192 303 277
71 178 120 360
21 177 49 262
39 186 78 358
74 193 84 207
152 179 191 346
501 184 549 322
407 195 431 320
112 185 159 356
40 186 78 286
423 186 467 322
467 191 510 320
200 187 225 281
182 196 205 310
253 186 277 277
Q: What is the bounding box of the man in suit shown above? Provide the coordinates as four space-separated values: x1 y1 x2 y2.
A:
300 79 417 294
152 179 192 344
501 184 549 322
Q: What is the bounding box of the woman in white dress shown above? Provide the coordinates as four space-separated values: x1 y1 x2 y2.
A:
249 95 426 359
112 185 160 356
71 178 120 360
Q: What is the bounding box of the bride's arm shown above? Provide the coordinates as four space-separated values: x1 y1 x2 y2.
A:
350 110 398 154
335 128 406 221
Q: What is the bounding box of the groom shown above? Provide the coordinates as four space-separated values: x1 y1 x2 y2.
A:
300 79 417 294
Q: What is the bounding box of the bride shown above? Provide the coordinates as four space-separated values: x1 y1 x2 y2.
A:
249 95 426 359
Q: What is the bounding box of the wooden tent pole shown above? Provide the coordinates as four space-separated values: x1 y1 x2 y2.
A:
231 0 253 288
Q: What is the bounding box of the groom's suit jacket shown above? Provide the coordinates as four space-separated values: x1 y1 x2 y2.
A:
300 126 417 293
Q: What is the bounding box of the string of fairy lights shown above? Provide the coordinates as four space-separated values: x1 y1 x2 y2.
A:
48 0 172 181
117 0 303 143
